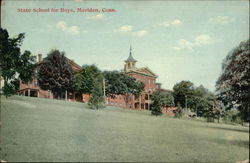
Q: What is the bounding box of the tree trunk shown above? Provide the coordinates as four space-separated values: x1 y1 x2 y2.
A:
4 77 8 98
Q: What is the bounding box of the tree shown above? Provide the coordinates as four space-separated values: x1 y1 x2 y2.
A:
189 85 215 117
151 91 174 116
162 91 175 107
173 80 195 108
88 74 105 109
73 64 101 95
216 39 250 123
37 49 73 99
174 103 183 118
103 71 144 107
0 28 36 97
203 96 223 123
151 91 164 116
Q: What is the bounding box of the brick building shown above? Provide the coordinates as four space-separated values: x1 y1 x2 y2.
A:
18 48 176 115
107 46 159 110
107 47 176 115
17 54 82 101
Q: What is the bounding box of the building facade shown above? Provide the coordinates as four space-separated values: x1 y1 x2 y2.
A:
18 54 82 101
17 48 176 115
107 47 176 115
107 46 159 110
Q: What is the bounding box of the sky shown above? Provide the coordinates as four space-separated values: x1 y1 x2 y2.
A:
1 0 249 91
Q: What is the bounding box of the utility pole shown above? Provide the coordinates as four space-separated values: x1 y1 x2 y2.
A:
103 77 106 104
185 95 187 112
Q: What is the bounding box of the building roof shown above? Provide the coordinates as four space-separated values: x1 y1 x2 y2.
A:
67 58 82 73
126 67 158 78
125 46 137 63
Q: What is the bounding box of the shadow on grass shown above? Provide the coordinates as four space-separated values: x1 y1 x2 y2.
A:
206 125 249 133
210 138 249 149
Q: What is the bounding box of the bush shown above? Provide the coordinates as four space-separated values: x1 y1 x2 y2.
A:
174 103 183 118
88 74 105 110
151 91 163 116
222 109 242 124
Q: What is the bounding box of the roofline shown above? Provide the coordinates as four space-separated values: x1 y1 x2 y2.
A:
126 69 158 78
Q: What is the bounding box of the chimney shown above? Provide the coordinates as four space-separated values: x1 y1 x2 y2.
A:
38 54 42 63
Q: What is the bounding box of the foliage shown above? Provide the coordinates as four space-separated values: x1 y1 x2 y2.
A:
103 71 144 98
151 91 163 116
88 74 105 109
173 80 195 108
0 28 36 97
222 109 243 124
173 81 224 121
174 103 183 118
73 64 101 95
37 49 73 98
216 39 250 122
161 91 175 107
203 99 222 122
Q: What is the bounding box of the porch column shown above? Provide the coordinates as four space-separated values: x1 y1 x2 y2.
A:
28 89 30 97
143 95 146 110
65 90 68 101
37 91 39 98
139 94 142 110
148 94 150 110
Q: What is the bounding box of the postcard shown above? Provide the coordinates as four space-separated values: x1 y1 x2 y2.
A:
0 0 249 162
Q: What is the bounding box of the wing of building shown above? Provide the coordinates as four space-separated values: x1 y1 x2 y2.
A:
107 46 161 110
18 54 82 101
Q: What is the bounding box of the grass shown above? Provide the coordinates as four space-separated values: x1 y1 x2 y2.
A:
0 95 249 162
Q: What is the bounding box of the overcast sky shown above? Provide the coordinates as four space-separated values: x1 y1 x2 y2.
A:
1 0 249 91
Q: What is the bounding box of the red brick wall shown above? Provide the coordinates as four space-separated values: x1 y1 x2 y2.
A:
19 78 39 90
162 106 176 116
19 78 54 99
128 72 157 92
107 72 157 109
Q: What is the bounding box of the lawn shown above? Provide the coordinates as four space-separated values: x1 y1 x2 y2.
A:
0 96 249 162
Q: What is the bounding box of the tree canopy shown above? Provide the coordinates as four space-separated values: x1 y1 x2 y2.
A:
37 49 73 97
151 91 164 116
88 73 105 109
151 90 175 116
0 28 36 97
173 80 195 108
103 71 144 98
216 39 250 122
173 81 222 119
73 64 101 95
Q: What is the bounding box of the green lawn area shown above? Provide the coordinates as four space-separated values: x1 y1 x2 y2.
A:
0 96 249 162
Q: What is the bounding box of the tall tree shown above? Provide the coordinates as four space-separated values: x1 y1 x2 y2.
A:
151 91 164 116
73 64 101 95
37 49 73 99
151 91 175 116
216 39 250 123
162 91 175 107
173 80 195 108
88 74 105 109
103 71 144 106
0 28 36 97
